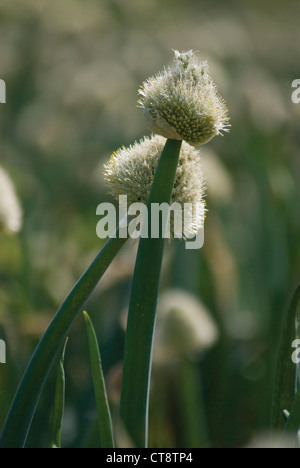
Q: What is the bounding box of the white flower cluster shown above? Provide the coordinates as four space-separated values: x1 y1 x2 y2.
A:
139 50 229 146
104 134 206 239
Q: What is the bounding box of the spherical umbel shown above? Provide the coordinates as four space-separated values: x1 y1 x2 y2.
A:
104 134 206 239
138 50 230 147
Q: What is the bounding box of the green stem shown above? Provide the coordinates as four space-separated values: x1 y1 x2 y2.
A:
178 358 208 448
272 284 300 431
0 230 127 448
120 138 182 448
49 338 68 449
284 389 300 437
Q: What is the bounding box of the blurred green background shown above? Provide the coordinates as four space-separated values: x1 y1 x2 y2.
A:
0 0 300 448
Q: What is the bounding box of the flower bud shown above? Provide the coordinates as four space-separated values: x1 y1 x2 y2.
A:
138 50 229 146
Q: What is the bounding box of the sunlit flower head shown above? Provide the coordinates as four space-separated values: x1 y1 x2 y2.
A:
0 166 22 234
138 50 229 146
104 134 206 239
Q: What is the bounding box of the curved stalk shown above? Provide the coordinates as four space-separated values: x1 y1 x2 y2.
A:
0 230 127 448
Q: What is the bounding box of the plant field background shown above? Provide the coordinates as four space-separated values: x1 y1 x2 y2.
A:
0 0 299 448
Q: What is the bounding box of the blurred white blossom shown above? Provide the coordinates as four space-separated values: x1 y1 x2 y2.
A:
247 433 296 449
154 289 219 363
200 149 233 204
0 166 22 234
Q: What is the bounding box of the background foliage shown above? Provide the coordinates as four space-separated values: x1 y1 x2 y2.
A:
0 0 300 448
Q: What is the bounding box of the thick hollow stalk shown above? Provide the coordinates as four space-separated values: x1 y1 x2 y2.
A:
120 139 182 448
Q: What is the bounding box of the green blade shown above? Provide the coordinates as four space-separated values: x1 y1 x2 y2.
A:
49 338 68 449
178 358 208 448
83 311 114 448
272 284 300 430
0 229 127 448
284 389 300 437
